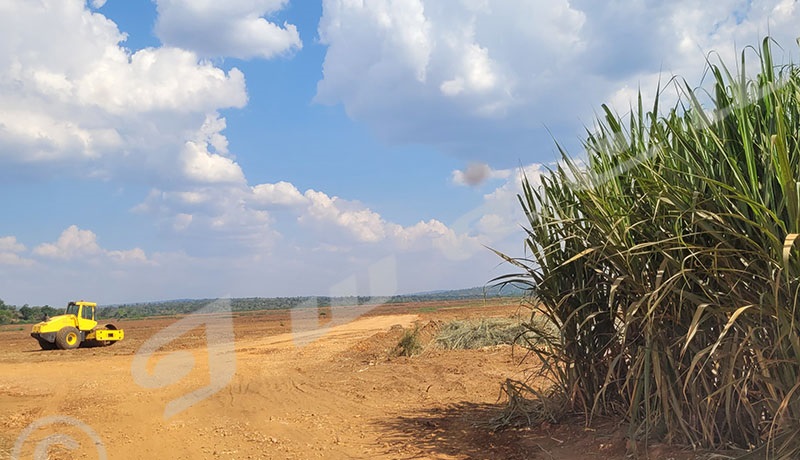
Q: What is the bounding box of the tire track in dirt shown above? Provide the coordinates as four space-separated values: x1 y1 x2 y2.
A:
1 314 422 459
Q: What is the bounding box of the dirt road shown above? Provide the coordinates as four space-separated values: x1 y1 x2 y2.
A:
0 302 532 459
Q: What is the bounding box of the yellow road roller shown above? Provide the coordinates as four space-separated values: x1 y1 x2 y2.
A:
31 300 124 350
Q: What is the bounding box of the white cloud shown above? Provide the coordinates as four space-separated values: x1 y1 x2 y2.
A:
0 236 25 254
76 47 247 115
3 169 526 305
0 236 33 267
0 253 33 267
34 226 102 260
154 0 302 59
180 140 246 185
107 248 148 264
317 0 432 88
293 188 485 259
302 190 387 243
442 162 552 257
439 43 498 98
33 225 151 265
316 0 800 164
173 213 193 232
390 219 482 261
316 0 586 158
482 163 547 204
135 179 484 260
0 0 247 185
296 188 484 256
475 213 508 238
134 183 279 256
250 181 307 207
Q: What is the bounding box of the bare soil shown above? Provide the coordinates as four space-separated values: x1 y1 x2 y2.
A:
0 300 718 459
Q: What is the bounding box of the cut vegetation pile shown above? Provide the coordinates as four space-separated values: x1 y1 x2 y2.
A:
392 317 529 356
496 38 800 459
395 326 424 357
435 318 528 350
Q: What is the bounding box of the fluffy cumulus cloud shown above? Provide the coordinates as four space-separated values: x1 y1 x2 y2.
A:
33 225 150 264
154 0 302 59
297 189 481 256
251 181 307 207
296 189 480 255
33 226 103 260
302 189 388 242
0 236 33 266
133 185 275 255
136 179 483 259
317 0 800 164
0 0 247 183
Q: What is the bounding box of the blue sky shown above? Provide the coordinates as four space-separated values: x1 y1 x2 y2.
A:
1 0 798 306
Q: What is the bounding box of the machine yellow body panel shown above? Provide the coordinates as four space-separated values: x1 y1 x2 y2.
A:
32 314 77 334
90 329 124 341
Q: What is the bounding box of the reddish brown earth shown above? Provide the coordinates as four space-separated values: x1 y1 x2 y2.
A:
0 300 719 459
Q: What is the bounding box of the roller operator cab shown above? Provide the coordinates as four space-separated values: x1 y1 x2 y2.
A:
31 300 124 350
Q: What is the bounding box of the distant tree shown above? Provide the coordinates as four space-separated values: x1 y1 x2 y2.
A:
0 301 18 325
40 305 59 319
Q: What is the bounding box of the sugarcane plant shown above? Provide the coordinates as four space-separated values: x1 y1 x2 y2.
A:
495 37 800 458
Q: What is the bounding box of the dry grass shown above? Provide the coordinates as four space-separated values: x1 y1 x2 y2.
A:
394 326 423 357
435 318 529 350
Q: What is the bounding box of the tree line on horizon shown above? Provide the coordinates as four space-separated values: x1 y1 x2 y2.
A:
0 285 524 324
0 299 60 325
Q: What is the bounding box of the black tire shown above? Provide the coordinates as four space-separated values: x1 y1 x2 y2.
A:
37 338 57 350
55 326 81 350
